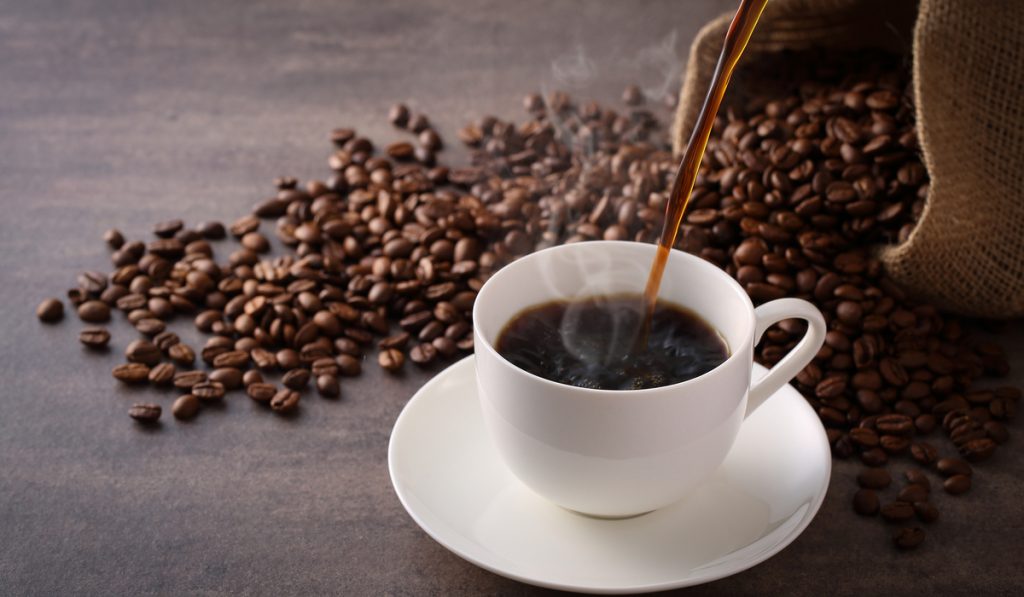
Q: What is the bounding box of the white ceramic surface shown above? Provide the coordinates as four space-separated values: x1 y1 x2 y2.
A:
388 357 831 594
473 241 826 516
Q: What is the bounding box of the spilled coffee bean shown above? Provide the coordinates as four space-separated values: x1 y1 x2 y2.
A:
128 403 161 424
148 363 176 386
172 394 200 420
36 298 64 323
173 370 207 391
246 383 277 403
79 328 111 349
192 380 225 402
892 526 925 550
270 389 300 414
112 363 150 384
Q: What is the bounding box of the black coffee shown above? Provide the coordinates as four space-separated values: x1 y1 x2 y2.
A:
495 293 729 391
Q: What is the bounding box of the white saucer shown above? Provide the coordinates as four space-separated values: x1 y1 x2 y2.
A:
388 356 831 594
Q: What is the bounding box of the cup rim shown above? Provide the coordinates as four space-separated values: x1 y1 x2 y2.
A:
473 240 756 396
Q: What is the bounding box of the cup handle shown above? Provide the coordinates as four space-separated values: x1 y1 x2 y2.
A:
746 298 827 418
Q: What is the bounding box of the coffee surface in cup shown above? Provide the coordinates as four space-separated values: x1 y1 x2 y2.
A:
495 293 728 390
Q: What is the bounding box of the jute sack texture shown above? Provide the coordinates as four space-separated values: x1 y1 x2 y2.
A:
674 0 1024 318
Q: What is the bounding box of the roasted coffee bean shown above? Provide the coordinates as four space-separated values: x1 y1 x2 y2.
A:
853 489 879 516
154 331 180 351
113 363 150 384
985 420 1010 444
361 312 390 335
898 484 929 503
378 348 404 372
230 214 260 236
36 298 64 322
960 437 996 462
330 127 355 147
247 382 277 403
293 322 320 347
336 354 361 376
148 238 184 259
78 327 110 349
116 293 146 312
857 467 891 489
282 368 311 390
880 434 911 454
241 232 270 253
409 343 437 365
168 343 195 366
943 474 971 495
400 311 433 332
861 448 888 466
192 380 225 402
128 403 161 424
910 441 938 464
418 320 445 342
276 348 301 370
153 219 184 238
876 414 913 436
194 310 221 332
316 374 340 398
125 339 162 366
815 375 847 399
242 370 264 386
100 284 129 305
432 337 458 358
172 394 200 420
892 526 925 550
312 311 342 336
936 458 972 477
104 228 125 249
848 428 879 448
915 414 937 434
378 332 410 350
77 300 111 323
77 271 108 294
310 358 338 377
407 113 429 133
388 103 410 127
213 350 250 369
173 370 208 390
197 220 226 239
622 84 644 106
251 348 277 371
833 434 855 459
419 129 442 151
270 389 300 413
148 362 176 386
209 367 243 390
880 501 915 522
135 318 166 336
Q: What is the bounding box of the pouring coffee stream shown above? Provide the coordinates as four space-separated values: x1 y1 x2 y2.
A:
640 0 769 340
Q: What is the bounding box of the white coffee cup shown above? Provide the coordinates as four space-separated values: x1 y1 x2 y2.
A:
473 241 826 518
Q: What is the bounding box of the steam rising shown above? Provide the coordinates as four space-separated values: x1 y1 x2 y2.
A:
531 32 685 372
551 44 598 87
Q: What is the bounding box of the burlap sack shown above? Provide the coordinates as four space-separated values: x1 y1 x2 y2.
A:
674 0 1024 318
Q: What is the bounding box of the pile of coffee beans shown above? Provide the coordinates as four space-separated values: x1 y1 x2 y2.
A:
444 54 1014 549
37 52 1016 549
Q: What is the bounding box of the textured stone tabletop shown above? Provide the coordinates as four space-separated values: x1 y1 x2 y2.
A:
1 1 1021 594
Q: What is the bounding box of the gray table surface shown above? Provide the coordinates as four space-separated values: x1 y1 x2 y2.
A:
2 1 1022 595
